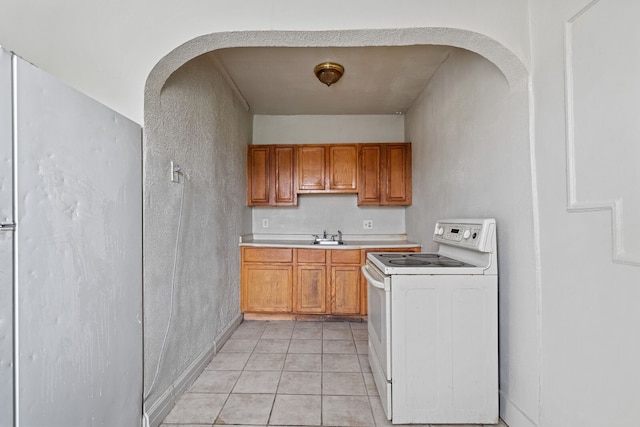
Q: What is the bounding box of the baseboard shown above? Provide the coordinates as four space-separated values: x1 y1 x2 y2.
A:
215 312 244 350
243 313 367 322
144 313 243 427
499 391 538 427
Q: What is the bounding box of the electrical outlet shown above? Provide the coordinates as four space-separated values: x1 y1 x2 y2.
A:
262 218 269 228
363 219 373 230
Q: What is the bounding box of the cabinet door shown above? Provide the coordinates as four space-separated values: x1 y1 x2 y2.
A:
274 145 296 205
331 265 361 315
382 143 412 205
242 265 293 313
357 144 382 205
247 145 271 205
328 145 358 192
295 264 327 313
297 145 326 191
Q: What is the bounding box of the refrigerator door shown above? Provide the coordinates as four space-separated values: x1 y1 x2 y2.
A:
0 47 14 427
15 56 142 426
0 48 12 222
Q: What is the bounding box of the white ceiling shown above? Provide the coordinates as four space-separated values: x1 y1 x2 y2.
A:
210 45 454 115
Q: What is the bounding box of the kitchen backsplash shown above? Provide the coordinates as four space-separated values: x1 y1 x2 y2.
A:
251 193 406 235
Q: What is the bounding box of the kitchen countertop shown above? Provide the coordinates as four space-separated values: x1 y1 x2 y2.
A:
239 233 421 249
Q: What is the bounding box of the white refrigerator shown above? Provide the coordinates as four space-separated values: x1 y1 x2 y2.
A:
0 47 142 426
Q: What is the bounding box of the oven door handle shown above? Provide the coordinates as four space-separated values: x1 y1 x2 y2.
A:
362 265 386 290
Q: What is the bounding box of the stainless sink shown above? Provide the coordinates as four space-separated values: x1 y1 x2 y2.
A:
312 231 345 245
312 239 346 245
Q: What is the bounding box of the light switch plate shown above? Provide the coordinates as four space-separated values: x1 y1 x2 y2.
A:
170 161 180 183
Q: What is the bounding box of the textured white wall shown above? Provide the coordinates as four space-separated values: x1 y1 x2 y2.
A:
0 0 530 123
252 195 407 236
405 49 537 426
143 54 252 411
530 1 640 425
253 115 404 145
5 3 637 427
252 115 406 236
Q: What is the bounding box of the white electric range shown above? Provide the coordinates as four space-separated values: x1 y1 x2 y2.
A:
362 218 498 425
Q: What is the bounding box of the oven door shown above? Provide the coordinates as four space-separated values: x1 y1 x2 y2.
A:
362 262 392 419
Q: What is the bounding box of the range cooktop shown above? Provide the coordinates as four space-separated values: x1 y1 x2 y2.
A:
373 253 474 268
366 219 496 276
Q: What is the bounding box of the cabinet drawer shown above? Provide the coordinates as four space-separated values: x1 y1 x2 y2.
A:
330 249 361 264
298 249 326 263
243 247 293 263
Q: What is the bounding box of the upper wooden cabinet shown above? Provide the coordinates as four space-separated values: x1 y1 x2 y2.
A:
247 145 271 205
274 146 296 204
328 145 358 192
358 143 412 206
384 143 412 205
247 142 410 206
357 144 382 205
297 145 326 192
246 145 296 206
297 144 358 193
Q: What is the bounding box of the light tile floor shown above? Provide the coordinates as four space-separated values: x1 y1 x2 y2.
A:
161 320 508 427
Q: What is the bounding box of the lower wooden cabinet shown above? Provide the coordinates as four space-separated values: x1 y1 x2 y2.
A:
241 247 293 313
295 265 327 313
331 265 361 315
329 249 361 315
242 264 293 313
241 246 419 316
294 249 327 313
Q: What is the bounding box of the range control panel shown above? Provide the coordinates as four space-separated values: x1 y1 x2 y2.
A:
433 218 495 252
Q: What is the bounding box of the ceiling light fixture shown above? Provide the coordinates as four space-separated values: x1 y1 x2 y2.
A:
314 62 344 87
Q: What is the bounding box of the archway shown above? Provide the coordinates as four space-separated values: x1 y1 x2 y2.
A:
145 28 528 109
141 28 532 427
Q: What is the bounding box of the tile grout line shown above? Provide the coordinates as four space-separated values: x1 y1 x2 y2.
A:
167 320 387 427
219 323 261 426
165 319 506 426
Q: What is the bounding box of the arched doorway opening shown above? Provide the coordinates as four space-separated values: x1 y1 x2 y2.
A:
141 28 534 427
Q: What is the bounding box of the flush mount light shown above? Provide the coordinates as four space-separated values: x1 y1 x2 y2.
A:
314 62 344 87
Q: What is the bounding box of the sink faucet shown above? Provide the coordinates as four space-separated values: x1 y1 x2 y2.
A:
337 230 342 242
323 230 327 239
